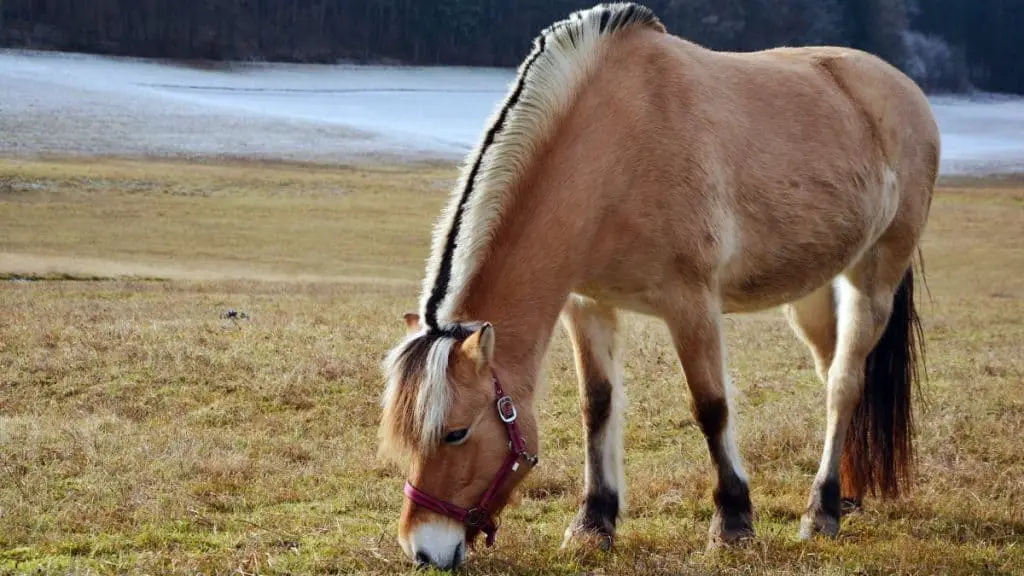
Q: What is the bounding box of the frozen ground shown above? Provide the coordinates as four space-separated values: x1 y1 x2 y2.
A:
0 50 511 164
2 50 1023 175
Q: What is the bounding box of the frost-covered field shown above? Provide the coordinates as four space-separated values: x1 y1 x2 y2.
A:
2 50 1023 175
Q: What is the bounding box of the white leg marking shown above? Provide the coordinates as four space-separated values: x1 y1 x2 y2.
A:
600 348 627 510
815 276 875 483
719 329 748 483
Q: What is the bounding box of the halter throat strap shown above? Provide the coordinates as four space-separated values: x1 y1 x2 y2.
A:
403 369 538 547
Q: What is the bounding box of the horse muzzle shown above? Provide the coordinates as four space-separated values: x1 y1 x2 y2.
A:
404 519 466 570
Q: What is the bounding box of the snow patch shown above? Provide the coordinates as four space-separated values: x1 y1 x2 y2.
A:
1 50 1022 175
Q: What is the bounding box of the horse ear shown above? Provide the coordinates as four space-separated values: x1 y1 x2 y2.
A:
402 312 420 332
461 323 495 372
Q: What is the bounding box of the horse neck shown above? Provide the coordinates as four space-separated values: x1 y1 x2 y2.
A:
451 164 590 403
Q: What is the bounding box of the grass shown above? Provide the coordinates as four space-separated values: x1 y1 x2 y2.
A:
0 157 454 283
1 158 1022 575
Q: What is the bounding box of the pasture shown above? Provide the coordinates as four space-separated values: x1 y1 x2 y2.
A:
1 158 1022 575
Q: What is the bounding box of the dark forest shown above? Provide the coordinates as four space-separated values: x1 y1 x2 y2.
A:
1 1 1021 94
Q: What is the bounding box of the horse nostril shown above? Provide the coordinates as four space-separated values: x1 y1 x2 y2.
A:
415 551 432 567
451 541 465 568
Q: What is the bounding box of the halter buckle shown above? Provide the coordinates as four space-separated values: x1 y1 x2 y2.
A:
465 507 487 528
496 395 517 423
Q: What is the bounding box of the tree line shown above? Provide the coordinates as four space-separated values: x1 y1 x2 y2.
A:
1 1 1021 94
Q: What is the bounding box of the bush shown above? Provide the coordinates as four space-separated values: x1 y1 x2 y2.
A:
902 30 971 93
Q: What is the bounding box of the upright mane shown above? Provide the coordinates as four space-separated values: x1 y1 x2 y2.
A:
420 2 665 331
379 3 665 462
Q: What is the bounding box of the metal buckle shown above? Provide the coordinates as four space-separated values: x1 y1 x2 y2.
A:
496 395 517 423
508 435 527 451
465 507 487 528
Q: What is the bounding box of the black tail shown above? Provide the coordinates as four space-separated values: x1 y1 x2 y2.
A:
841 267 925 502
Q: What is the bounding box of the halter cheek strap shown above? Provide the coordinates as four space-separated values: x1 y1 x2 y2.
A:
403 369 539 547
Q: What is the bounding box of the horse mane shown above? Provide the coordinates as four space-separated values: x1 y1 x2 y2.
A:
421 2 665 331
379 3 665 463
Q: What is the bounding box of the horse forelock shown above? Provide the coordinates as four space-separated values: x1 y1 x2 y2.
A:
417 3 664 331
378 323 483 463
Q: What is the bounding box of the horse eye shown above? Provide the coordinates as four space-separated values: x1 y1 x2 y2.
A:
444 428 469 444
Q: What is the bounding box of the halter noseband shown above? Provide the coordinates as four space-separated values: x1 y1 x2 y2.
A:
403 369 538 547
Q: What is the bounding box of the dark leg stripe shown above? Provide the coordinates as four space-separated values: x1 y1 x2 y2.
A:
694 397 732 471
578 337 615 488
819 476 841 519
715 471 753 518
694 397 727 441
693 397 753 519
580 488 619 529
584 378 612 439
584 377 613 498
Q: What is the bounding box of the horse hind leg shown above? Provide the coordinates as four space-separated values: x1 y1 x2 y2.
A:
784 282 838 385
799 249 922 540
560 295 626 551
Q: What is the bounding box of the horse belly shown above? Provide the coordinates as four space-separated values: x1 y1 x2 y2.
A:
720 253 851 314
719 198 889 313
574 273 673 317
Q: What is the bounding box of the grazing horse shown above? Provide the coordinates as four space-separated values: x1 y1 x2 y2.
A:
378 2 939 570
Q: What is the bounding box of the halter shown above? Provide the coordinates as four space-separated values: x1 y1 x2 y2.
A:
403 369 539 547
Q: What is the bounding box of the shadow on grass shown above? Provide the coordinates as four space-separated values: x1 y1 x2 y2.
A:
2 272 168 282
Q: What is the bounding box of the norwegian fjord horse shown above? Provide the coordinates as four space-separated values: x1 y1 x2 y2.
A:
378 2 938 569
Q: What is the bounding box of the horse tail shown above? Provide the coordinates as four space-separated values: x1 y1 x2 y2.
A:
840 266 925 502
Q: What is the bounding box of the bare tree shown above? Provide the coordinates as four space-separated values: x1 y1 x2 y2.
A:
0 0 1020 93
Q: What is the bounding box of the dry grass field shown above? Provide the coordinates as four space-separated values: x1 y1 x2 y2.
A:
1 158 1022 575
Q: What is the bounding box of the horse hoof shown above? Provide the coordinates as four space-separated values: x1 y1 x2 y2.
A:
561 512 616 552
798 510 840 540
561 519 615 551
840 498 863 514
707 510 755 548
561 527 614 552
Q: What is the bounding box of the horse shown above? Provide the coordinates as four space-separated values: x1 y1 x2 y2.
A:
377 2 939 569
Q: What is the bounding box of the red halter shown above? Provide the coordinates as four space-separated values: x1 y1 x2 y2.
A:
403 369 538 547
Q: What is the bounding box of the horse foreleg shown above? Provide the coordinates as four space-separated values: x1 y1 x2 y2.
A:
667 294 754 548
559 296 626 551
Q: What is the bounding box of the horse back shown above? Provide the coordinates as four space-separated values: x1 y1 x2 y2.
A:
566 30 940 314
